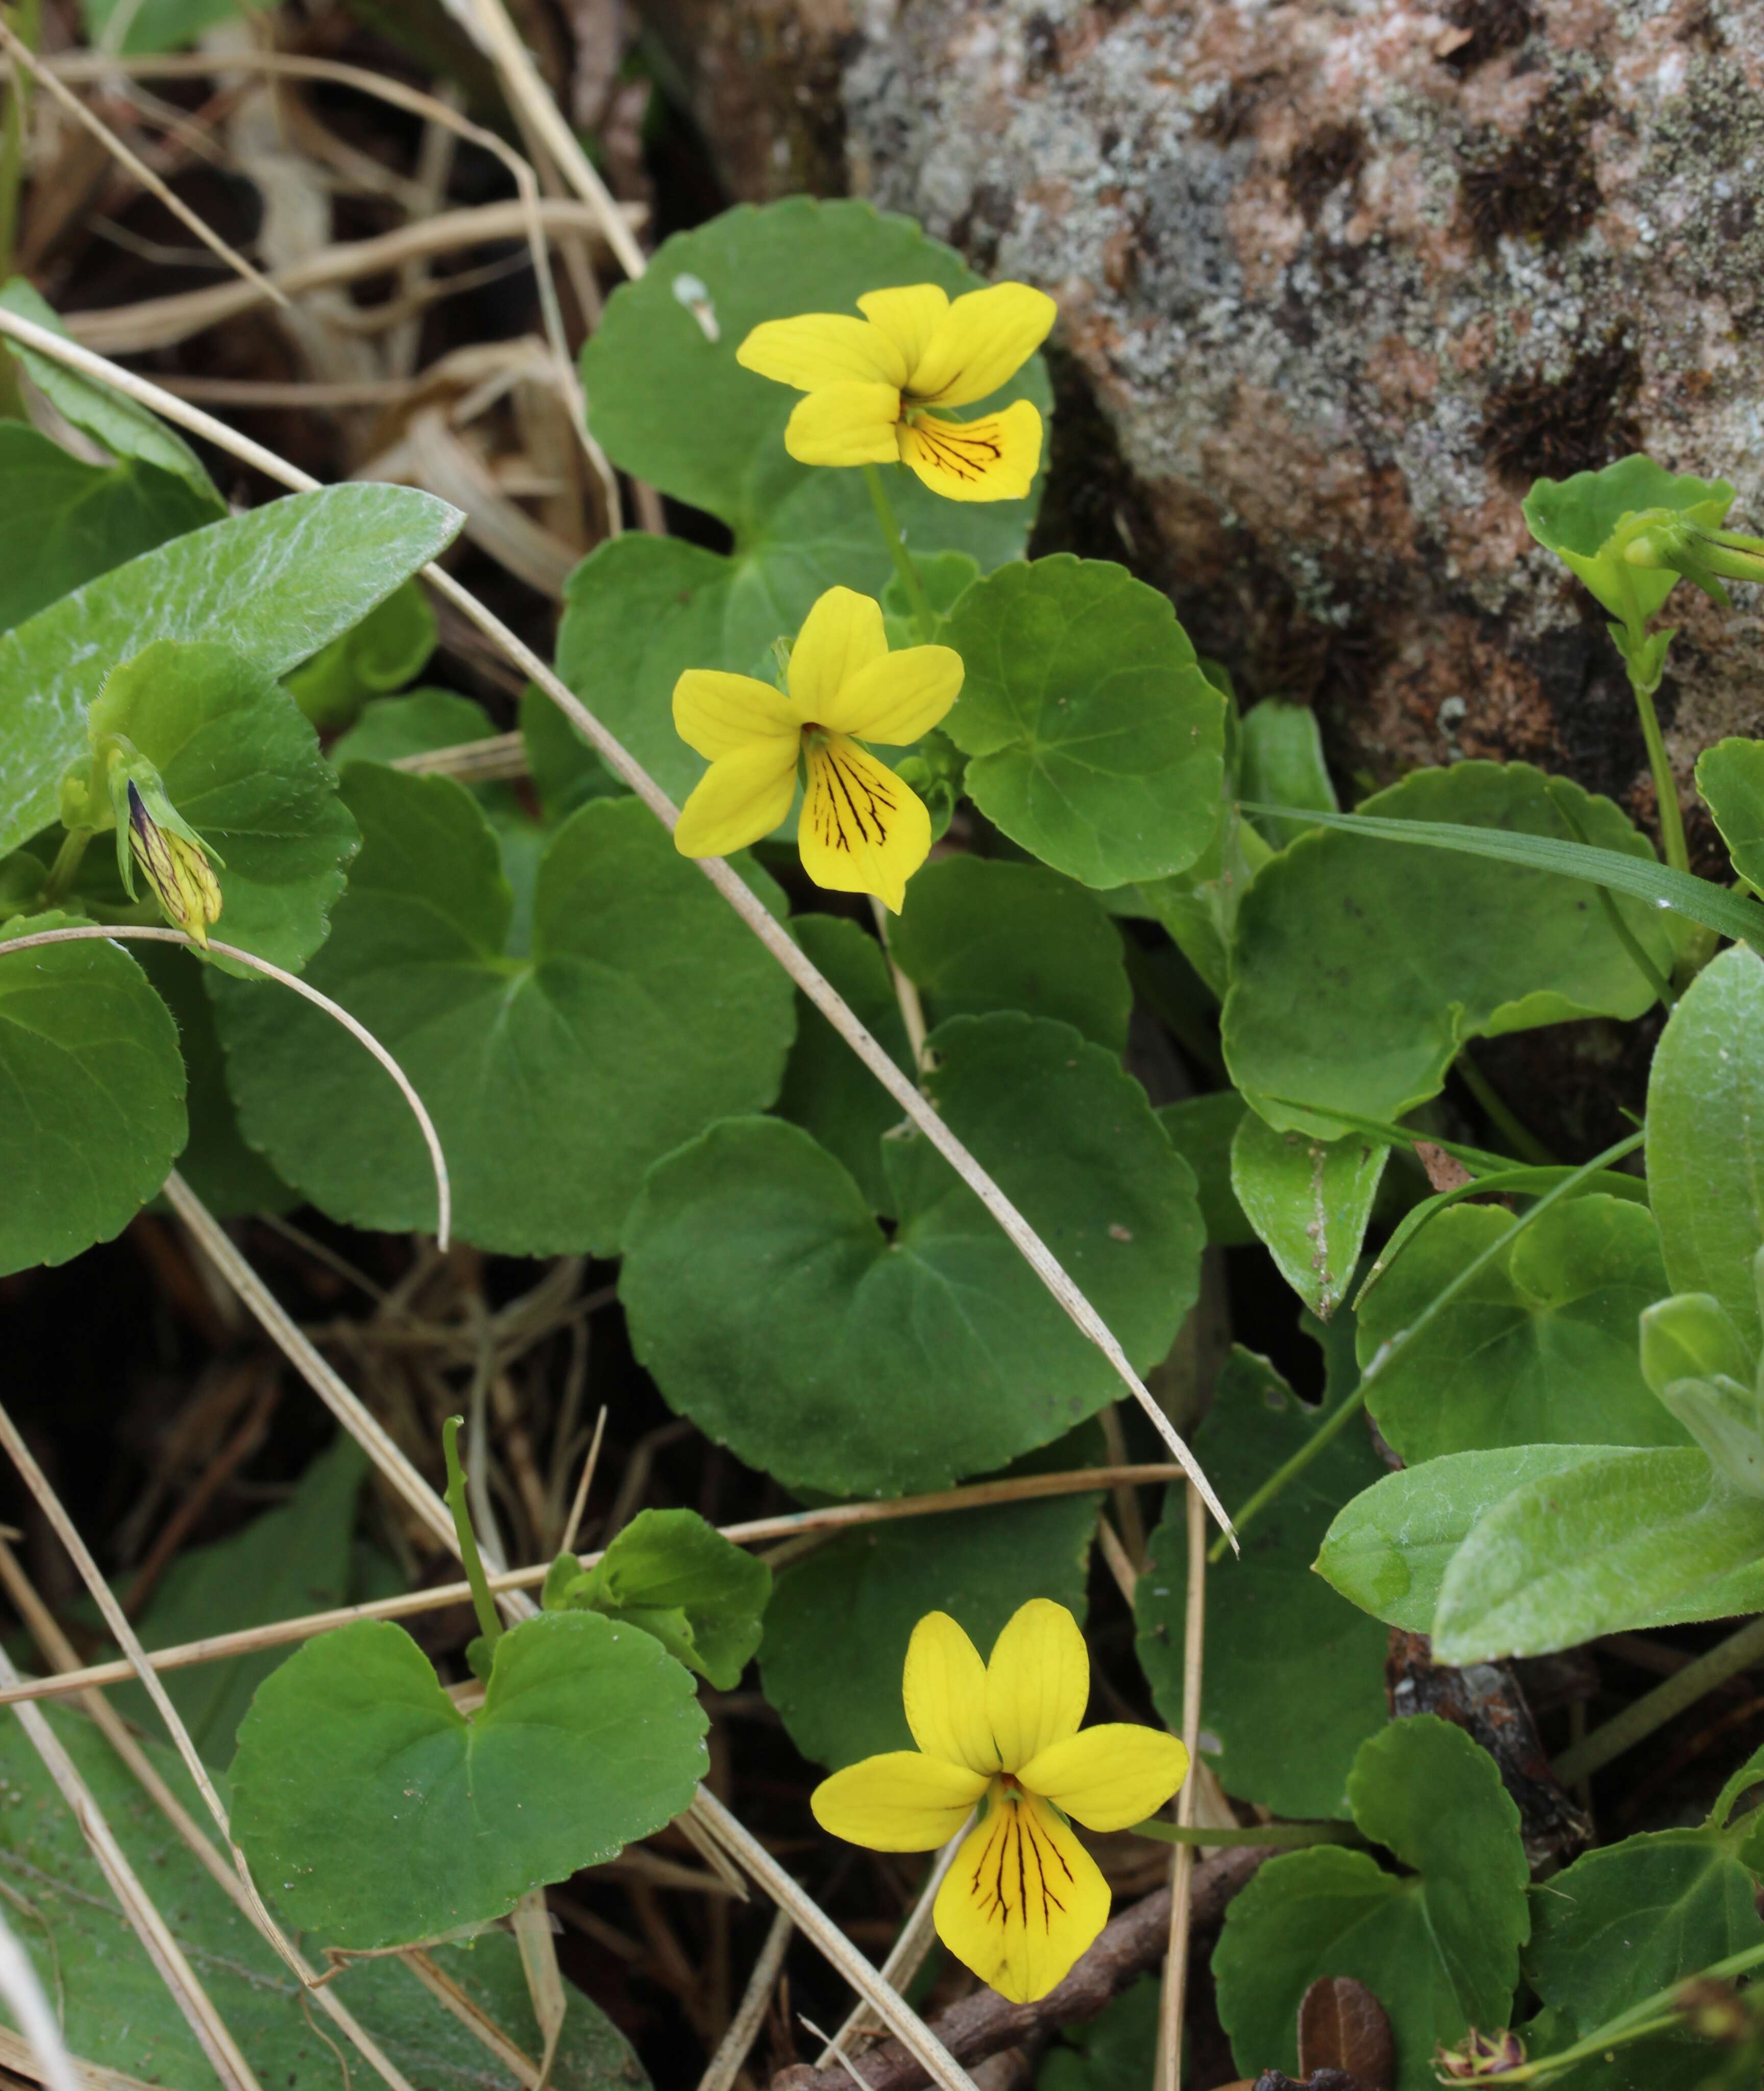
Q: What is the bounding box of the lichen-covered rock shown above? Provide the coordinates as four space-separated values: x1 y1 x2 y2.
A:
648 0 1764 845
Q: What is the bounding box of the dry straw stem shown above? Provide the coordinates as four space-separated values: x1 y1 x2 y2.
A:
0 302 1233 1541
0 2025 158 2091
1154 1481 1208 2091
0 1464 1178 1712
0 19 288 312
692 1789 976 2091
0 1898 81 2091
0 923 451 1247
0 1637 262 2091
815 1821 968 2066
0 1540 423 2091
699 1907 793 2091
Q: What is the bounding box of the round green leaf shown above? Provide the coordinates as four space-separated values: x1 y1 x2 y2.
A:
211 768 796 1254
1135 1350 1388 1819
1157 1093 1254 1247
1647 945 1764 1350
891 855 1133 1050
1214 1717 1529 2085
940 556 1226 888
1526 1829 1764 2036
1696 737 1764 893
0 423 217 636
621 1012 1204 1496
91 640 359 974
0 910 186 1274
582 196 1047 540
0 482 462 861
330 688 496 771
1224 762 1676 1136
762 1470 1099 1769
1357 1196 1680 1462
231 1611 707 1949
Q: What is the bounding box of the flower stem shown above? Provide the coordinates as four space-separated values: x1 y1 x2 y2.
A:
41 826 91 908
1625 635 1690 874
1552 1611 1764 1786
863 461 936 643
1455 1047 1556 1165
442 1414 502 1651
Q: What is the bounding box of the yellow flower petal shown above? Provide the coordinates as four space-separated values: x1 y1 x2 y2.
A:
672 670 797 760
737 313 906 392
799 734 931 914
1018 1723 1190 1833
816 643 963 745
789 586 889 719
906 282 1056 408
857 284 951 375
812 1750 988 1852
986 1599 1088 1771
903 1613 1000 1775
934 1790 1110 2003
672 738 799 859
783 383 903 467
896 401 1043 503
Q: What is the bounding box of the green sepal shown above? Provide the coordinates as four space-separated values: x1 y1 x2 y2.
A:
893 727 965 844
1522 455 1735 626
1608 621 1676 693
1639 1293 1756 1400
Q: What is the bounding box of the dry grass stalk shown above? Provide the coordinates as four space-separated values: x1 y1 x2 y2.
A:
0 1900 80 2091
698 1907 793 2091
0 20 288 311
0 1543 423 2091
402 1949 546 2088
0 1465 1179 1712
1154 1481 1208 2091
0 2023 163 2091
815 1822 969 2066
0 304 1234 1540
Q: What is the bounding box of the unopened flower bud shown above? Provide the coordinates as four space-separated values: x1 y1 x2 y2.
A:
1679 1978 1755 2044
1437 2028 1526 2078
101 739 225 946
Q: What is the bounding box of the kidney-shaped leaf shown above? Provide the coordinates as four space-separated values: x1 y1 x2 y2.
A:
1648 945 1764 1350
940 556 1226 888
1356 1196 1679 1463
230 1611 707 1948
0 483 461 859
621 1012 1205 1497
0 910 186 1275
1223 763 1675 1136
211 767 796 1255
1214 1717 1529 2087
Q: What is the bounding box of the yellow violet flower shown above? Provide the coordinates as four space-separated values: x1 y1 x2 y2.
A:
737 281 1056 502
811 1600 1189 2004
671 584 962 913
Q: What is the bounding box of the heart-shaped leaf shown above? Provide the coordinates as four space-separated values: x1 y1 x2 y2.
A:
0 910 186 1275
211 766 796 1254
940 556 1226 888
231 1611 707 1949
1136 1348 1388 1819
1647 946 1764 1349
1230 1114 1387 1320
621 1012 1204 1497
1214 1717 1529 2088
1223 762 1675 1136
891 854 1133 1050
0 483 461 859
1356 1196 1680 1462
1696 738 1764 893
88 640 359 973
546 1508 771 1691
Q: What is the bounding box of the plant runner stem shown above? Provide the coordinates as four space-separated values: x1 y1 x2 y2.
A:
1553 1612 1764 1786
1210 1127 1646 1562
863 461 937 642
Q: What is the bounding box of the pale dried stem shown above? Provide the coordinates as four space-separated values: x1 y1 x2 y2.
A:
0 1466 1176 1712
1096 1513 1139 1607
392 730 529 781
0 1640 260 2091
1154 1481 1207 2091
867 894 928 1072
698 1907 793 2091
0 19 287 310
0 1900 79 2091
816 1821 968 2066
402 1949 544 2088
0 303 1232 1541
0 1543 421 2091
691 1790 976 2091
559 1404 608 1555
0 924 450 1247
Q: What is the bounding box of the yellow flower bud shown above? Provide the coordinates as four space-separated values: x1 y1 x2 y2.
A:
126 781 223 946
